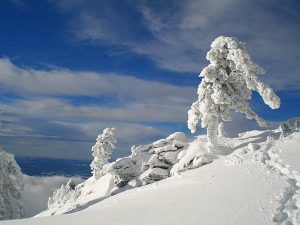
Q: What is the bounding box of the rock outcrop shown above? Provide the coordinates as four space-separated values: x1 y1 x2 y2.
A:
112 132 189 186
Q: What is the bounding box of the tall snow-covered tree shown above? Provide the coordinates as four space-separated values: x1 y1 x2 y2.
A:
188 36 280 152
90 128 116 179
0 151 24 219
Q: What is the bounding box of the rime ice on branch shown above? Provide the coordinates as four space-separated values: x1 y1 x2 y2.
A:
187 36 280 152
90 128 116 179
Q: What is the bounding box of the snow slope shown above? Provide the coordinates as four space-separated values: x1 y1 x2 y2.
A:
1 126 300 225
37 174 114 217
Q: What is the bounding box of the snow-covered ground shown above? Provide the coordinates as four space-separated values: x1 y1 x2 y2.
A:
1 123 299 225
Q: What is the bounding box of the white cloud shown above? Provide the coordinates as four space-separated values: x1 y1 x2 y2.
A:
0 57 196 159
1 98 189 123
53 121 164 143
0 121 36 137
0 58 194 104
0 96 176 159
0 57 195 126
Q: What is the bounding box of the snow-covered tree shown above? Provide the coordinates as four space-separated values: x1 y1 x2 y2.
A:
48 179 77 210
90 128 116 179
188 36 280 152
0 151 24 219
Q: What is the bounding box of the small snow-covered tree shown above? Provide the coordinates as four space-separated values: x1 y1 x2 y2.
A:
48 179 77 210
188 36 280 152
0 151 24 219
90 128 116 179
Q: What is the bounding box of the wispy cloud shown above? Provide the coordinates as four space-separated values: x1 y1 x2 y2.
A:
51 0 300 90
1 98 189 123
6 0 26 8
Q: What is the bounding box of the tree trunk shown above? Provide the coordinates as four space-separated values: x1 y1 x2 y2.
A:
207 116 219 153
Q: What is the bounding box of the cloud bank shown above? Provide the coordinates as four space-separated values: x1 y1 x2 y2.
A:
0 58 195 159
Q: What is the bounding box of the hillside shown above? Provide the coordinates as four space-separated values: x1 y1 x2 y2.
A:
1 119 299 225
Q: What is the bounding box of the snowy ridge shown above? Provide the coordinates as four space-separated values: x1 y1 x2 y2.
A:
1 119 300 225
35 132 192 216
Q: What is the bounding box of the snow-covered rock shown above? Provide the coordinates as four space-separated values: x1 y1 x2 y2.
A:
166 132 189 142
113 158 139 187
157 151 180 165
172 140 187 149
153 144 177 154
146 154 170 169
111 135 190 188
152 139 171 148
140 168 169 185
279 117 300 137
171 139 209 175
131 144 153 155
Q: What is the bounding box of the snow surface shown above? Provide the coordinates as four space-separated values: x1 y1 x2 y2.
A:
279 133 300 173
1 126 300 225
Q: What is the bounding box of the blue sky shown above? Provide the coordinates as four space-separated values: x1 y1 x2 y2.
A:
0 0 299 160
